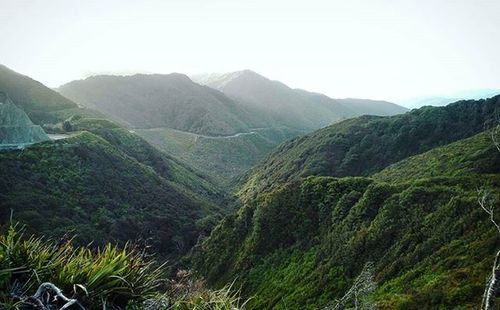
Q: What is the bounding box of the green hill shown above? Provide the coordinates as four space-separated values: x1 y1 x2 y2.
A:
58 70 409 184
58 74 267 136
0 126 227 256
0 64 106 131
0 67 229 257
192 129 500 309
239 96 500 200
373 130 500 183
136 126 307 185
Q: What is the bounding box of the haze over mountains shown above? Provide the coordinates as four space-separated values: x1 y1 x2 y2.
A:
59 73 260 136
60 70 408 136
192 70 408 130
398 89 500 109
58 69 408 183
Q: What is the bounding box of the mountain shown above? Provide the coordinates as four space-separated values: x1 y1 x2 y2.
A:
192 128 500 309
58 74 266 136
0 69 229 257
0 123 228 256
58 71 407 184
372 130 500 182
0 92 49 146
192 70 408 130
0 64 103 126
238 96 500 199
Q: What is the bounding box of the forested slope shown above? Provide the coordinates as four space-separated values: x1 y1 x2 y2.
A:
239 96 500 200
193 128 500 309
0 123 228 257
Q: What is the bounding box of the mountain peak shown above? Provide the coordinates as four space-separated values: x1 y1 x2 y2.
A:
191 69 269 90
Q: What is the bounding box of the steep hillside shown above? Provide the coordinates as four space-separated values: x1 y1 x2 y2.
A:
0 64 103 126
0 92 49 146
239 96 500 199
0 66 230 256
0 126 227 256
58 74 266 136
192 129 500 309
373 130 500 183
193 70 408 130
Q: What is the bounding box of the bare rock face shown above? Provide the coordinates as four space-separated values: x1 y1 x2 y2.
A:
0 91 49 146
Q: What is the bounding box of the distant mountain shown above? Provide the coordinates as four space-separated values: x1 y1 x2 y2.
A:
59 70 408 137
0 92 48 146
58 74 264 136
399 89 500 109
238 95 500 199
192 70 408 130
0 64 105 127
59 71 408 184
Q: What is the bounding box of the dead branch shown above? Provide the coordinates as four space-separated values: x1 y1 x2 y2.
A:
27 282 85 310
326 262 377 310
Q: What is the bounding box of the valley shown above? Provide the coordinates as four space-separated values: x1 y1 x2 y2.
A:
3 1 500 308
0 64 499 309
58 70 407 184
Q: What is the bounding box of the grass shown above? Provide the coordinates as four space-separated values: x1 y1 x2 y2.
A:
0 225 249 309
0 224 165 308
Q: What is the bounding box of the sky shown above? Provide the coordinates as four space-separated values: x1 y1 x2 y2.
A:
1 0 499 102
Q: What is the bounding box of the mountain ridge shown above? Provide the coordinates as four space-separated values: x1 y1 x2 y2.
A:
238 95 500 200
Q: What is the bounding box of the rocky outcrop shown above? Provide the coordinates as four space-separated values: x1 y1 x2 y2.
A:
0 92 49 146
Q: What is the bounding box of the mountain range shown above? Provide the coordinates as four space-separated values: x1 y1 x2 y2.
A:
0 65 228 257
192 70 408 130
238 96 500 199
1 63 500 309
58 69 408 183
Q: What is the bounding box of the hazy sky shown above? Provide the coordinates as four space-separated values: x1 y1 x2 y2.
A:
1 0 499 101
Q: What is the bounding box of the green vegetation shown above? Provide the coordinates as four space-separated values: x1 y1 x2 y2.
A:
136 127 307 185
194 177 500 309
192 127 500 309
239 96 500 200
3 64 500 309
0 64 76 124
373 130 500 183
0 225 248 309
0 225 164 308
58 74 265 136
0 64 106 131
0 126 227 256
